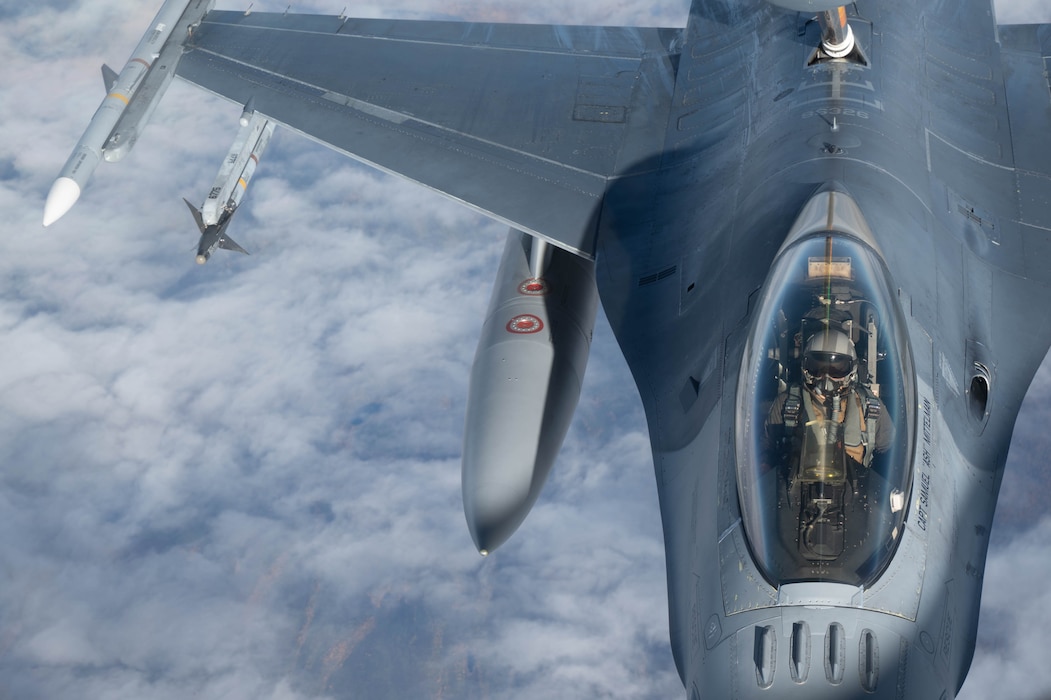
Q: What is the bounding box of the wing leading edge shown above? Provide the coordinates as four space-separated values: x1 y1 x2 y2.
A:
176 11 683 258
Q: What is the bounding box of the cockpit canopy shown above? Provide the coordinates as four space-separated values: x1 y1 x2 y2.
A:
736 232 914 587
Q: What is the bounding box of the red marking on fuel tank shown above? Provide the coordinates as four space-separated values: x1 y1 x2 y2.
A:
506 314 544 334
518 278 549 296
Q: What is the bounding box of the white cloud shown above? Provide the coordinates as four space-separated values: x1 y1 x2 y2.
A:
957 507 1051 700
996 0 1051 23
2 0 1050 699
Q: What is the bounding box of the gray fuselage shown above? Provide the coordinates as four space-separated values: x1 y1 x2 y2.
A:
595 0 1051 696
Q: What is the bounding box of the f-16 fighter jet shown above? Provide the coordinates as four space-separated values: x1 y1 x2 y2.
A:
45 0 1051 697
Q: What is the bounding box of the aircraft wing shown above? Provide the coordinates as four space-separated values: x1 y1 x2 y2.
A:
1000 24 1051 242
175 11 682 258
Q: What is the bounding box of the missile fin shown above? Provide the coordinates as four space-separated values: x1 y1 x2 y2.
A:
101 64 119 93
183 198 206 234
219 235 249 255
218 234 249 256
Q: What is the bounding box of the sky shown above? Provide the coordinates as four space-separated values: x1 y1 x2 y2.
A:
2 0 1051 699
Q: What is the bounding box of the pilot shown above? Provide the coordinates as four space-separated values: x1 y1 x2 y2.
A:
766 328 894 471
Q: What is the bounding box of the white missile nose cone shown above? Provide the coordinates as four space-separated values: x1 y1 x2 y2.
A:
43 177 81 226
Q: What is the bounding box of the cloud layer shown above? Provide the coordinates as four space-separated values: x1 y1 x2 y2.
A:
1 1 1050 699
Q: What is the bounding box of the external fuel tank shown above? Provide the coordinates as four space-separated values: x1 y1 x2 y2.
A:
462 230 598 554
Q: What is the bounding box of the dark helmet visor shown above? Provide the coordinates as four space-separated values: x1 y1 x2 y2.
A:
804 352 854 379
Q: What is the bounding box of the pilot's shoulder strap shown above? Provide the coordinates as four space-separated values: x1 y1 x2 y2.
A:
783 385 803 428
852 385 882 466
856 385 881 421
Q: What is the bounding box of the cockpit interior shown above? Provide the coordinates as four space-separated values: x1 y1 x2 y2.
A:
737 232 914 587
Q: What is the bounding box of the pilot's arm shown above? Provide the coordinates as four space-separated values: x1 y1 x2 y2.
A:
872 396 895 454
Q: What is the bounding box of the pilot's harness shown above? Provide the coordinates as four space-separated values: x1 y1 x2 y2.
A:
782 385 881 467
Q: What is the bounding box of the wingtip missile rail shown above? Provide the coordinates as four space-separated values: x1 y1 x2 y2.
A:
43 0 214 227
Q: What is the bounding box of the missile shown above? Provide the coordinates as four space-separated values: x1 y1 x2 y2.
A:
461 230 598 554
187 112 273 263
43 0 214 227
201 112 274 227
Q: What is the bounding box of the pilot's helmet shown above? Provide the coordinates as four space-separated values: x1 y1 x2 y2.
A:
802 329 857 398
